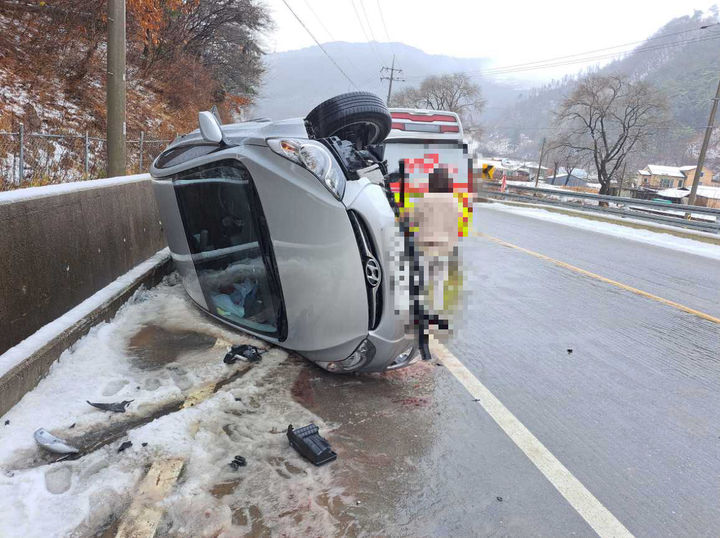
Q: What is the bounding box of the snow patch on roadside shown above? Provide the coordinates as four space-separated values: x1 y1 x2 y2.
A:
0 279 342 537
484 203 720 261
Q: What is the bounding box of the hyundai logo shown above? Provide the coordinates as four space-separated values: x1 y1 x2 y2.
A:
365 258 381 288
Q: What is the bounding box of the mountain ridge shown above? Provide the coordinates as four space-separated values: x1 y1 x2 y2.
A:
252 41 526 119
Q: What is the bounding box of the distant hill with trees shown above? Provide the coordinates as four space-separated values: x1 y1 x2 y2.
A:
252 41 524 123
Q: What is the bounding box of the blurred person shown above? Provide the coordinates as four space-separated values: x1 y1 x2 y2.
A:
410 166 462 312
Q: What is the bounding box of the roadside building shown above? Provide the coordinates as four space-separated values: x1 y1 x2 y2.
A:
637 164 716 190
656 188 691 203
637 165 685 189
524 162 548 181
545 172 590 187
697 186 720 208
656 185 720 208
679 165 716 187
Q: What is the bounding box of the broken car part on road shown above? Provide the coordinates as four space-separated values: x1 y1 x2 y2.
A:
223 344 264 364
33 428 79 455
86 400 133 413
287 423 337 466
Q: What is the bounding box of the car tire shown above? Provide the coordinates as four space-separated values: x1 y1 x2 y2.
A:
305 92 392 147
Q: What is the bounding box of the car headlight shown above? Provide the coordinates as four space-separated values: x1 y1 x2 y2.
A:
267 138 346 200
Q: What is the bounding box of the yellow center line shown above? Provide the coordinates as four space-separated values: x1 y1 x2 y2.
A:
478 233 720 325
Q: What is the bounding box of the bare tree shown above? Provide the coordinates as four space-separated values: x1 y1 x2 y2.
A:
546 137 589 186
392 73 485 127
554 74 667 194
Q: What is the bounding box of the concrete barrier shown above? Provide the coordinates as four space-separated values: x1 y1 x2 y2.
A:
0 252 171 417
0 175 167 355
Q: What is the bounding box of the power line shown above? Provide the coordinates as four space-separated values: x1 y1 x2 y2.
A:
301 0 335 41
358 0 387 63
376 0 393 44
281 0 358 89
376 0 401 68
481 33 720 76
475 23 718 76
350 0 384 67
404 23 720 80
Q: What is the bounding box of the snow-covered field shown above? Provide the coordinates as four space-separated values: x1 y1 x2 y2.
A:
0 277 342 537
484 203 720 261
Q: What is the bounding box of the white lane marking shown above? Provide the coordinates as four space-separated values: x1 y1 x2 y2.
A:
431 338 634 538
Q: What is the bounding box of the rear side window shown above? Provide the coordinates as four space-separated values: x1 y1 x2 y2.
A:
172 160 286 339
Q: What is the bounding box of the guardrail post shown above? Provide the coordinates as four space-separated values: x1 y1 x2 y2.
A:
84 131 90 176
18 124 24 184
139 130 144 172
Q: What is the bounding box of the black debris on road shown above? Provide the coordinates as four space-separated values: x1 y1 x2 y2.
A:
87 400 133 413
229 455 247 469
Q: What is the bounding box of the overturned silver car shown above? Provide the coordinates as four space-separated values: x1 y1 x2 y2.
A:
150 92 422 372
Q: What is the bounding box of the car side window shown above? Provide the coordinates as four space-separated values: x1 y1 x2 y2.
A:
173 160 286 339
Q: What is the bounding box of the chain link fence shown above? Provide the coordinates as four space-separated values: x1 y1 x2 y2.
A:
0 126 171 190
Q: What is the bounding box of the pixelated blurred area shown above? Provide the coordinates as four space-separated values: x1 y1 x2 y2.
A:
384 140 473 336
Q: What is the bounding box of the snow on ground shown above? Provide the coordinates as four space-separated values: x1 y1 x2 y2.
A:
0 173 151 205
483 203 720 261
628 205 716 223
0 277 341 537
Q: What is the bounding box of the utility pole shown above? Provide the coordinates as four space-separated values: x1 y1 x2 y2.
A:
617 162 627 196
107 0 126 177
380 55 404 107
534 137 546 190
687 76 720 207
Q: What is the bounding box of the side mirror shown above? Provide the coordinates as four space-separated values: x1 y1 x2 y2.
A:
199 111 223 143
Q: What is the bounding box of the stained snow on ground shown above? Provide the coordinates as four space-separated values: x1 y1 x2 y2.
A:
484 203 720 261
0 277 342 537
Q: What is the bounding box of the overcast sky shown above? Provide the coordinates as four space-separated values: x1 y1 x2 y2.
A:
264 0 718 81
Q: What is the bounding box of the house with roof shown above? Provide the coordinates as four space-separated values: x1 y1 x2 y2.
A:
637 165 685 189
656 185 720 208
679 165 715 187
637 164 715 190
546 171 590 187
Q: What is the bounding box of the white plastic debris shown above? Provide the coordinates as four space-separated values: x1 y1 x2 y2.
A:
33 428 79 455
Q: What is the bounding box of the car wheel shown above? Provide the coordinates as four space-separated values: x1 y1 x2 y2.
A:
305 92 392 148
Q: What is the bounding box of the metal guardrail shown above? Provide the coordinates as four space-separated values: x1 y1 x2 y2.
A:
478 182 720 234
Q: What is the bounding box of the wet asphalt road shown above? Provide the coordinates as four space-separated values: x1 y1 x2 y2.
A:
6 202 718 537
443 203 720 536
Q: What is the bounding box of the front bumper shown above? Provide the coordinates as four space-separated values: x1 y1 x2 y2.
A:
341 181 415 372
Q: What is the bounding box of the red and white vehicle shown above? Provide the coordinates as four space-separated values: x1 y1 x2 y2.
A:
383 108 472 196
